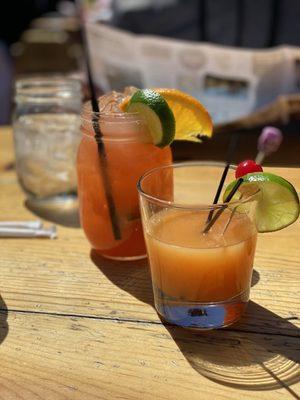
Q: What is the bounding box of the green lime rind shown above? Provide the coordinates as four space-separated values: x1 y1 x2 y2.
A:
125 89 175 147
223 172 300 233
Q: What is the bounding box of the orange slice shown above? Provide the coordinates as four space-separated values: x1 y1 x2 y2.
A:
121 88 213 142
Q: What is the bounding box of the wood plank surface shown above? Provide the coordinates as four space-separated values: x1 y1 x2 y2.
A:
0 217 299 336
0 129 299 332
0 127 299 399
0 310 299 400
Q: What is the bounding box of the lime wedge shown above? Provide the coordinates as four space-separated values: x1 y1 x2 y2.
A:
125 89 175 147
224 172 300 232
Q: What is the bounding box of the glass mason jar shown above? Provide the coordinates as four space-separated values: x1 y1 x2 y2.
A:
13 77 82 207
138 162 260 329
77 108 172 260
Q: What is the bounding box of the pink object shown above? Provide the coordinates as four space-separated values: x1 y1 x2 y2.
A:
257 126 283 156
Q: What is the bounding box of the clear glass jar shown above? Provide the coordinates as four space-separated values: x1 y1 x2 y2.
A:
77 107 172 260
13 77 82 208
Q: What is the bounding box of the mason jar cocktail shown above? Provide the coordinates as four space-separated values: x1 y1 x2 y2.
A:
77 104 172 260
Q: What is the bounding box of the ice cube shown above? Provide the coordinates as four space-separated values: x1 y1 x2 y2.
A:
98 91 126 113
98 87 139 113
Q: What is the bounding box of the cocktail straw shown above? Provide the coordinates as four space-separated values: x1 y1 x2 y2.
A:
77 1 121 240
203 178 243 234
206 133 239 223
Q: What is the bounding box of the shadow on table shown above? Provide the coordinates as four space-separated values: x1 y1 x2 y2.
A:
90 253 299 392
90 250 154 306
164 301 300 395
251 269 260 288
0 295 9 346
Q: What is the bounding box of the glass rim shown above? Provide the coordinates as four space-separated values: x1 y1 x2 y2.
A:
15 76 82 103
137 161 261 211
81 101 140 123
15 76 81 88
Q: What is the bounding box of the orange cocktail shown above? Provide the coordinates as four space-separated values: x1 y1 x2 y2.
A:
146 210 257 303
138 162 259 329
77 108 171 260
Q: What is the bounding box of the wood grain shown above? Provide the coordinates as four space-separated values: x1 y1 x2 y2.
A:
0 128 299 335
0 221 299 336
1 127 300 399
0 310 299 400
0 126 14 169
0 195 299 333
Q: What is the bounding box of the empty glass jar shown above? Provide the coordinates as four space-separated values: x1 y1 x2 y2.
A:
13 77 82 209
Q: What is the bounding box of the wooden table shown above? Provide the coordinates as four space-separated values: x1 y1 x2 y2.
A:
0 127 299 399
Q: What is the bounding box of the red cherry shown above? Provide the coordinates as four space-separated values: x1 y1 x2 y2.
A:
235 160 263 178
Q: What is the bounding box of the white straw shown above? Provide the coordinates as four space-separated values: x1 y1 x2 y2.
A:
0 221 43 229
0 226 57 239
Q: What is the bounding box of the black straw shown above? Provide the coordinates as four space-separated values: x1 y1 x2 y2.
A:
77 1 121 240
206 133 239 223
203 178 243 234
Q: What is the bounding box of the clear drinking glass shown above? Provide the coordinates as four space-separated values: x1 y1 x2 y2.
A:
138 162 260 330
13 77 82 209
